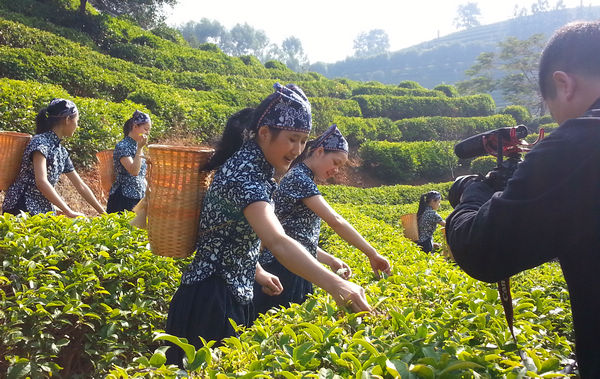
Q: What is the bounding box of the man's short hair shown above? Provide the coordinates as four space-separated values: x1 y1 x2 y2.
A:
539 21 600 99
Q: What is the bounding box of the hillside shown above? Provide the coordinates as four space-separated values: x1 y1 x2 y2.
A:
310 5 600 89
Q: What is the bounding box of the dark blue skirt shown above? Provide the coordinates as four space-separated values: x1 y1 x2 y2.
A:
252 258 313 321
165 275 253 366
106 188 140 213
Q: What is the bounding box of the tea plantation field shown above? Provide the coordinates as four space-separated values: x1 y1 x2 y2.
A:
0 184 574 378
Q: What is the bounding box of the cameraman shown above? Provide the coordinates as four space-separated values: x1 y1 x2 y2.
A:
446 21 600 378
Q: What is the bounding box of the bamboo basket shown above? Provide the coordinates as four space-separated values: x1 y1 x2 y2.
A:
146 145 214 258
0 131 32 191
400 213 419 241
96 149 115 198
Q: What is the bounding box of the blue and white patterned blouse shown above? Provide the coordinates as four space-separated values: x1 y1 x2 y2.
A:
109 136 147 199
417 207 443 243
3 131 74 215
181 139 277 304
259 162 322 265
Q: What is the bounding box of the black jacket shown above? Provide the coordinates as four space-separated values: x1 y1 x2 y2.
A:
447 99 600 379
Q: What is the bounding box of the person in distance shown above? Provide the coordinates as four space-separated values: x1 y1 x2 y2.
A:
106 110 151 213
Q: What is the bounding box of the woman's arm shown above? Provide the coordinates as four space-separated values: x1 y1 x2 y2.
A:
64 170 106 215
244 201 370 312
119 147 145 176
317 247 351 279
303 195 391 277
33 152 83 217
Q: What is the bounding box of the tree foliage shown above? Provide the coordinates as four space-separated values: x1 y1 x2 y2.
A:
454 2 481 30
80 0 177 29
353 29 390 58
456 34 547 116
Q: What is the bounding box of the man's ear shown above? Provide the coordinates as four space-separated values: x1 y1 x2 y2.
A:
552 71 577 101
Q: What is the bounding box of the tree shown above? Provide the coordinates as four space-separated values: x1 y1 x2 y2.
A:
179 19 226 47
79 0 178 29
531 0 550 13
353 29 390 58
278 36 309 72
454 2 481 30
221 23 269 57
457 34 547 115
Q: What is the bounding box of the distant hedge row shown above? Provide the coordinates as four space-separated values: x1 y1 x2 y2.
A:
310 97 362 132
332 116 401 145
0 79 156 168
0 19 354 99
352 94 496 120
359 140 458 182
320 182 453 205
396 114 516 141
351 85 445 98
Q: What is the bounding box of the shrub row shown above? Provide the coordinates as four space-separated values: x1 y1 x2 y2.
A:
396 114 516 141
319 182 453 205
0 78 160 168
352 94 496 120
0 17 353 99
351 85 446 98
331 116 401 145
309 97 363 132
359 140 458 183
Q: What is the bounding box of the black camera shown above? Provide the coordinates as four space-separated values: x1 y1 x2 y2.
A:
448 125 544 208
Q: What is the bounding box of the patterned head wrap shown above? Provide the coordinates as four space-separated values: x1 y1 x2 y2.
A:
131 110 151 125
313 124 349 153
47 98 78 118
256 83 312 133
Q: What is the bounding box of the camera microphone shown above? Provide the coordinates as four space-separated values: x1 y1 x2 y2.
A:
454 125 528 159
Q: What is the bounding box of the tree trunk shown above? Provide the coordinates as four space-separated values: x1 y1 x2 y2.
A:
79 0 87 15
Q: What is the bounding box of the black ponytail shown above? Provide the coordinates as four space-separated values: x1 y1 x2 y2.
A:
205 108 255 171
35 107 62 134
290 139 316 168
205 92 283 171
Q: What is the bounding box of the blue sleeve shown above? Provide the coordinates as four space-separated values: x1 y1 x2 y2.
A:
227 180 271 210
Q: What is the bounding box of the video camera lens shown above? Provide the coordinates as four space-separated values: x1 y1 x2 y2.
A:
448 174 484 208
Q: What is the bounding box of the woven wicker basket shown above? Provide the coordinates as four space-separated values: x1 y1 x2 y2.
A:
0 131 32 191
146 145 214 258
96 149 115 197
400 213 419 241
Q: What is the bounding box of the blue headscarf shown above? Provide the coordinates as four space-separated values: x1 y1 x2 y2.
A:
313 124 348 153
47 98 78 118
131 110 151 125
256 83 312 134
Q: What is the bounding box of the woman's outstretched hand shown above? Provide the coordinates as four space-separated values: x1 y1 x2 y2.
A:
369 253 392 278
330 279 371 313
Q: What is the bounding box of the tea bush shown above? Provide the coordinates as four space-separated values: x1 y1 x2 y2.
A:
352 94 496 120
0 184 575 378
359 141 458 183
332 116 401 145
352 85 445 98
396 114 516 142
107 200 573 378
0 212 186 377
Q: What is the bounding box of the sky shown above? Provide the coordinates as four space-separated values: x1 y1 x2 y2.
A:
166 0 596 63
